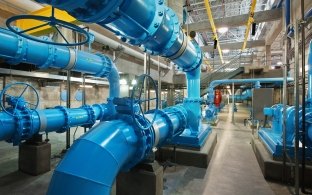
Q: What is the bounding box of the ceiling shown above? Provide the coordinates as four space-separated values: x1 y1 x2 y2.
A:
185 0 283 68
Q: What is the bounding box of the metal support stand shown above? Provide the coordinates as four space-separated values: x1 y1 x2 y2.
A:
294 19 300 195
66 70 71 150
232 82 235 124
158 56 162 109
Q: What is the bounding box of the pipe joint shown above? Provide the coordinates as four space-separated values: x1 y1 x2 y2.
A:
55 106 70 133
95 53 112 78
7 29 26 65
81 105 96 128
10 108 35 145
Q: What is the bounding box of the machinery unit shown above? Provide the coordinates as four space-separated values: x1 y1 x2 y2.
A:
258 41 312 159
204 78 293 124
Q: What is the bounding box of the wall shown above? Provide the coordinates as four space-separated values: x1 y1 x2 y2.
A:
0 76 109 110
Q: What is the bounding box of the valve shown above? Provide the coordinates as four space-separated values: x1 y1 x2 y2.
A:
0 82 39 116
131 74 159 130
6 7 90 46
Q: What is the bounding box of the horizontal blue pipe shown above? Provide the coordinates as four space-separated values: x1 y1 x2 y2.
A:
0 103 109 144
0 28 119 98
230 89 252 101
207 78 294 104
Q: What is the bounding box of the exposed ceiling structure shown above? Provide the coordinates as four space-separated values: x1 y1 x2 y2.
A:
185 0 284 68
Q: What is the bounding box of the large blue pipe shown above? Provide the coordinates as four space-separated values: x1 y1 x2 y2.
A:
0 28 119 98
34 0 203 132
0 103 110 145
47 105 188 194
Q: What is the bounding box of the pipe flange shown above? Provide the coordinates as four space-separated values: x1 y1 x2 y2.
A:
93 104 106 121
82 105 96 127
183 98 202 103
95 53 112 78
167 29 188 61
165 106 187 136
55 106 70 133
9 108 34 145
39 44 55 69
121 115 155 170
182 40 202 72
144 0 166 44
7 30 26 65
161 7 180 55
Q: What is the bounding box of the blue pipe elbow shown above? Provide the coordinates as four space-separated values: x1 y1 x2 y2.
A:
47 120 138 195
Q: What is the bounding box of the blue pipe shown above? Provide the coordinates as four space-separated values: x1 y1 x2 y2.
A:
0 28 119 98
47 104 188 194
0 103 109 145
285 0 290 33
34 0 203 131
230 89 252 101
207 78 294 104
47 120 138 195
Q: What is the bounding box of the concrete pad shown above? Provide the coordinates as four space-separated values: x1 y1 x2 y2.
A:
252 136 312 187
117 161 163 195
157 131 217 168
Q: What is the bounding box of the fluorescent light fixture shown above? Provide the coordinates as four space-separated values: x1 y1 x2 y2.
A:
224 60 230 64
217 27 228 33
224 68 236 72
277 61 283 66
129 86 133 90
150 90 156 93
79 85 93 88
226 85 231 89
271 66 275 69
120 79 127 85
131 79 137 85
175 89 181 92
222 49 230 54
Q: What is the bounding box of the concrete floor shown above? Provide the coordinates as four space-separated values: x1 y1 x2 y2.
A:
163 104 294 195
0 104 296 195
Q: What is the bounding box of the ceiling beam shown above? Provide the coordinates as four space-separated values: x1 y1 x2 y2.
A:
184 9 282 32
201 40 265 52
265 19 283 45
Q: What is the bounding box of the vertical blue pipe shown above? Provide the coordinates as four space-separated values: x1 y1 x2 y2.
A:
285 0 291 33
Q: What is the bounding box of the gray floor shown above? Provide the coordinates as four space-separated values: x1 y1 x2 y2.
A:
0 104 293 195
163 104 293 195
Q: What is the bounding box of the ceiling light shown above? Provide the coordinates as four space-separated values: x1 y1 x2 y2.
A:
131 79 137 85
79 85 93 88
217 27 228 34
277 61 283 66
222 49 230 54
120 79 127 85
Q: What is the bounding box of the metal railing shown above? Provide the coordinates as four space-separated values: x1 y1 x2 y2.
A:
201 53 244 87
